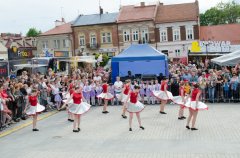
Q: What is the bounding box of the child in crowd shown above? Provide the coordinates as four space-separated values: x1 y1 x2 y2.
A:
90 80 96 106
95 81 103 106
83 82 91 104
145 81 151 104
150 80 155 104
139 80 145 103
109 83 115 106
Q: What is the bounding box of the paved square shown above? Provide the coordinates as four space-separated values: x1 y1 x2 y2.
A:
0 104 240 158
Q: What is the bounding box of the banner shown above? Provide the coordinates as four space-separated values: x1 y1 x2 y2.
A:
8 47 35 60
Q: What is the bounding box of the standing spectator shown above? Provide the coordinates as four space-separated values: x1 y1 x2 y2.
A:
207 70 217 103
230 73 239 102
114 76 123 105
198 72 207 102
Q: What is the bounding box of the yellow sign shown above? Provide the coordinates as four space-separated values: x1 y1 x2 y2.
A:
191 41 201 53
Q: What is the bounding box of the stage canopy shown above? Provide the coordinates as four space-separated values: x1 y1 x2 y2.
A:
111 44 168 82
211 49 240 66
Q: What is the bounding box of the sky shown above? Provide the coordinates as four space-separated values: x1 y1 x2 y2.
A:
0 0 237 35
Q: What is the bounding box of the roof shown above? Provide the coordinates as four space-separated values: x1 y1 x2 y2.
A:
211 49 240 66
155 2 199 23
117 5 156 23
41 22 72 36
112 44 166 61
200 24 240 44
72 13 118 26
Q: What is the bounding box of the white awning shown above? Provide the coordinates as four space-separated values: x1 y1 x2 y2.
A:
211 49 240 66
14 64 48 68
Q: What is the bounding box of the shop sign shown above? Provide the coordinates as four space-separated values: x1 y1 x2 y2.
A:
8 47 34 60
191 41 231 53
54 51 69 57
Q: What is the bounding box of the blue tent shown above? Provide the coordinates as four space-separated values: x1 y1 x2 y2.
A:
111 44 168 82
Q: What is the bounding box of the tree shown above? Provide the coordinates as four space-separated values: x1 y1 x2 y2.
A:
26 28 41 37
95 53 109 67
200 1 240 26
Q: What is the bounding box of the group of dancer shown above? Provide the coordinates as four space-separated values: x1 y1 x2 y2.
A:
26 75 208 133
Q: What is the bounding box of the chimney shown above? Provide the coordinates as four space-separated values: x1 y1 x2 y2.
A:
140 2 145 7
55 18 66 27
99 6 103 14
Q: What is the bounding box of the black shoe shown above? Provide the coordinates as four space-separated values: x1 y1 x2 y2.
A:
191 128 198 131
181 116 186 119
102 111 109 114
32 128 39 132
73 129 79 132
160 111 167 114
122 115 127 119
140 126 145 130
186 126 190 130
178 117 184 120
78 128 80 132
129 128 132 131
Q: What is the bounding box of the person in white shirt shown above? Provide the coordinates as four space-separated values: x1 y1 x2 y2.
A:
114 76 123 105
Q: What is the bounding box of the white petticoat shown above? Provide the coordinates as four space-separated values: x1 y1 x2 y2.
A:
115 93 122 101
121 93 129 103
97 92 114 100
171 96 191 107
153 90 173 100
184 101 208 111
68 102 91 115
62 93 73 104
26 103 45 115
126 101 145 113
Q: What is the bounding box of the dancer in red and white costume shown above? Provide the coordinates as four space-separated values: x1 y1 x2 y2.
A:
120 80 131 119
172 81 189 120
153 77 173 114
26 89 45 131
97 81 114 114
63 86 91 132
185 83 208 131
126 85 145 131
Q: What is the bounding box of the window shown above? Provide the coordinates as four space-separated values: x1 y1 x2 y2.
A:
175 49 181 57
186 27 194 40
173 29 180 41
132 29 139 41
63 39 69 48
54 40 60 49
141 28 149 43
90 34 97 46
42 41 48 49
160 30 168 42
123 29 130 42
79 36 85 46
102 32 111 43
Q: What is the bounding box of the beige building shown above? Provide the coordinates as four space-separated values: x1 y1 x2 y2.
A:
0 38 7 60
117 2 158 52
37 18 73 58
72 12 119 57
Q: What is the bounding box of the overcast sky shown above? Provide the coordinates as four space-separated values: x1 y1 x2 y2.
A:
0 0 237 35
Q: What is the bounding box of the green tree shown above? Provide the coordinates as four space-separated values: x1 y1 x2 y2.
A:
200 0 240 26
26 28 41 37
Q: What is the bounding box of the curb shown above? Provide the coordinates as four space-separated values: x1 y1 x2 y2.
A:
0 111 58 138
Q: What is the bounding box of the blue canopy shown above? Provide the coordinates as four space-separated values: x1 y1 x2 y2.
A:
111 44 168 82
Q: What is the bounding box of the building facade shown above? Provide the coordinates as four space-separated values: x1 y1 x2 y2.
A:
36 19 73 71
0 33 37 72
72 13 119 57
155 1 200 63
117 2 158 52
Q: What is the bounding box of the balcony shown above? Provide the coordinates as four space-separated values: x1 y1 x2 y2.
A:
86 43 99 50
